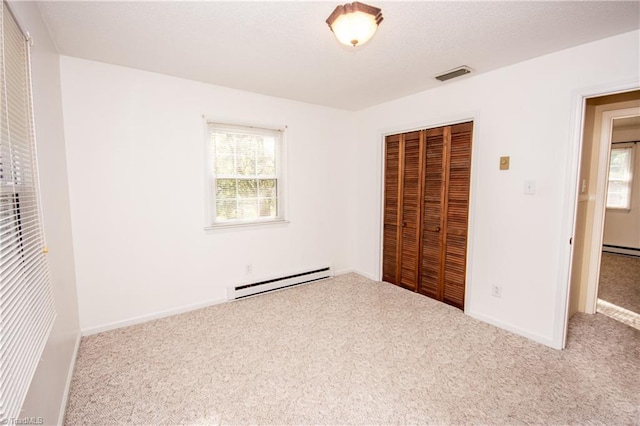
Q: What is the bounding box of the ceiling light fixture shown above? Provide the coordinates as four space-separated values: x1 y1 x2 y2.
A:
326 1 383 48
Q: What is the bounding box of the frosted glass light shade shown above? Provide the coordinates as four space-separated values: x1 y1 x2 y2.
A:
326 2 383 47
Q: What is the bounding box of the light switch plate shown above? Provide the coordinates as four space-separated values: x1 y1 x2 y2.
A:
524 180 536 195
499 156 510 170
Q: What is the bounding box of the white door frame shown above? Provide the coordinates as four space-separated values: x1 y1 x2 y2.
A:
560 81 639 349
584 106 640 314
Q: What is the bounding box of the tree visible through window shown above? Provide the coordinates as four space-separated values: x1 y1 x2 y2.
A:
606 145 635 210
208 123 285 225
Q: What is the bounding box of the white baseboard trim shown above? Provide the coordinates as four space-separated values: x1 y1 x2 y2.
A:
355 270 378 281
334 268 378 281
333 267 356 275
467 310 559 349
81 297 227 336
58 331 81 426
81 268 380 336
602 246 640 257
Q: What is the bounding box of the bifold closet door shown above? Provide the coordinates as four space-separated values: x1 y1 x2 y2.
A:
418 122 472 309
441 122 473 308
382 131 424 291
419 127 446 300
383 122 472 310
398 131 424 291
382 134 401 284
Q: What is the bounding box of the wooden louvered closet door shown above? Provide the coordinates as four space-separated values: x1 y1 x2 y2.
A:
398 131 424 291
441 122 473 308
382 135 401 284
383 122 473 310
419 127 446 300
382 132 425 291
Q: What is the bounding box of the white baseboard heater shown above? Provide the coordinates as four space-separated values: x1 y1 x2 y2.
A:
227 267 332 300
603 244 640 258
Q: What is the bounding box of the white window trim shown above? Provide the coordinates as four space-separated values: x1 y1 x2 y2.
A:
0 2 56 422
203 119 289 230
606 142 635 212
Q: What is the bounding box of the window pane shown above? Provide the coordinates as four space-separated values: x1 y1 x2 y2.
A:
237 199 259 219
259 198 277 217
257 156 275 175
608 149 630 180
606 147 634 209
607 181 630 209
259 179 277 198
216 199 237 221
257 137 276 175
236 136 257 175
216 179 237 199
214 134 234 156
260 137 275 156
237 179 258 198
215 155 235 175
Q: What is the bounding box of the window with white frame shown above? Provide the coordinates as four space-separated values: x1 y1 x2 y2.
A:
606 144 635 210
0 2 56 423
207 123 286 227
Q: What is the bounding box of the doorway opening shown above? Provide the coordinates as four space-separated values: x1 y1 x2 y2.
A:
597 114 640 328
568 90 640 333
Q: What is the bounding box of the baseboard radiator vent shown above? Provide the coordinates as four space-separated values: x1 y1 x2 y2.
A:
228 267 332 300
602 244 640 258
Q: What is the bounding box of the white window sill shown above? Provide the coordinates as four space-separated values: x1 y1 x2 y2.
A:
204 219 290 232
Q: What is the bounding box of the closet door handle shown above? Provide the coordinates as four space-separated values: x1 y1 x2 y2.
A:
402 222 407 227
435 226 441 232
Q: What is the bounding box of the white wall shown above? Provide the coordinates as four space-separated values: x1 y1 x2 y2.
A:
55 23 639 349
603 124 640 249
59 57 355 333
352 30 639 348
8 2 81 424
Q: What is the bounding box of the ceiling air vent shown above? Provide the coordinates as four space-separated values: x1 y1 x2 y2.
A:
435 66 473 82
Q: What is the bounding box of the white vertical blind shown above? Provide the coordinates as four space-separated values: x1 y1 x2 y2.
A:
0 2 56 423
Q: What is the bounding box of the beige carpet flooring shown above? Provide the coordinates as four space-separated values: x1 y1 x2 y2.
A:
598 252 640 314
65 274 640 425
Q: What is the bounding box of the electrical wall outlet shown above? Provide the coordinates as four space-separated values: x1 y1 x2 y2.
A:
491 284 502 298
246 264 252 274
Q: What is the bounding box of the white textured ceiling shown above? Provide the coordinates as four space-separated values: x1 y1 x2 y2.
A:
37 1 640 110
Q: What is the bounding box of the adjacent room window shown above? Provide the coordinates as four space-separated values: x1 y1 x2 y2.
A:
606 144 635 210
207 123 286 227
0 2 56 423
